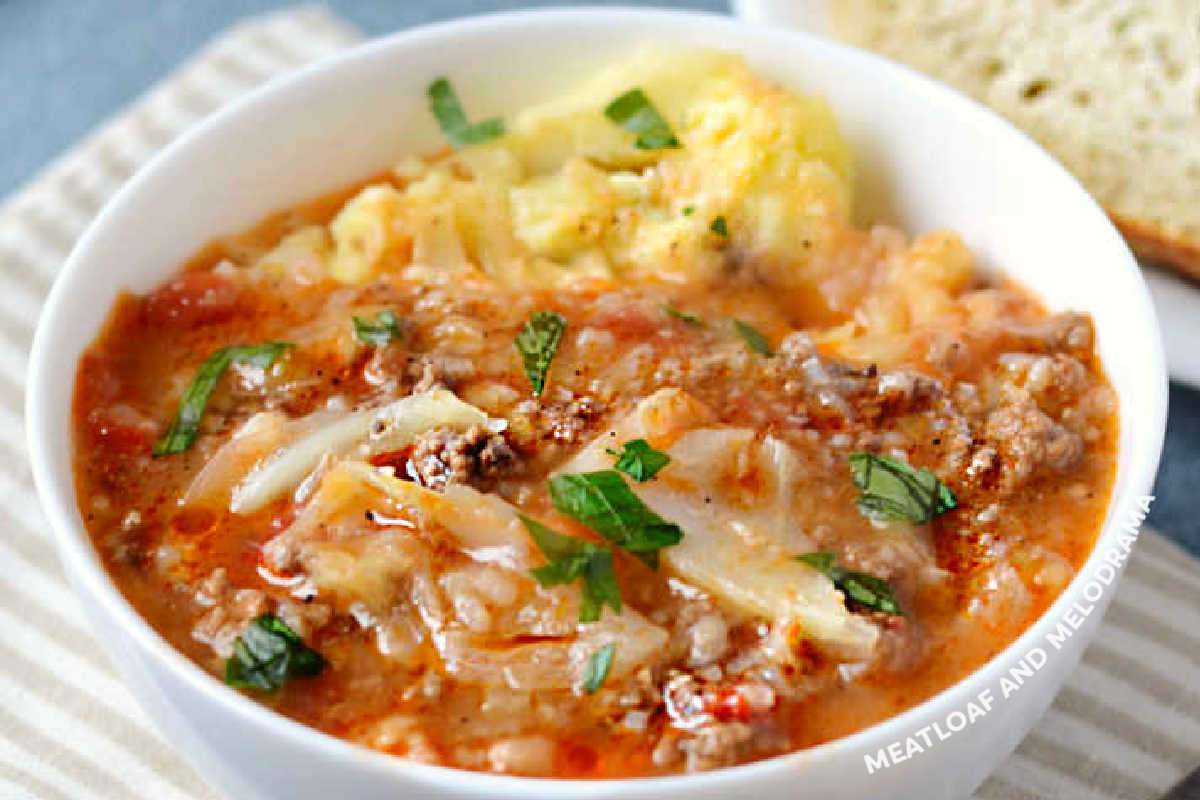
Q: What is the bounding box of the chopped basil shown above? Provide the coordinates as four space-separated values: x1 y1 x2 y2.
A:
710 215 728 237
662 305 702 326
606 439 670 482
352 310 403 346
733 320 772 357
519 514 621 623
603 88 681 150
426 77 505 148
548 470 682 570
224 613 326 691
514 310 566 395
582 642 616 693
849 453 957 524
682 205 696 216
154 342 293 456
795 552 901 615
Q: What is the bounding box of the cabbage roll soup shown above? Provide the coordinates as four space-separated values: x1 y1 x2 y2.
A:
73 51 1117 777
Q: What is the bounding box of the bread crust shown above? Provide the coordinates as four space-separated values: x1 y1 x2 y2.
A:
1109 212 1200 284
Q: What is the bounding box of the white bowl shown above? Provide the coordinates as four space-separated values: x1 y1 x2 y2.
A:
26 8 1167 800
732 0 834 34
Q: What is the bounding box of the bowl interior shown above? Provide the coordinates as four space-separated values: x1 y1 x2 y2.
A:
26 7 1166 796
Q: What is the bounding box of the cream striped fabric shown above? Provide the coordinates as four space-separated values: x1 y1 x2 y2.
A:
1 6 1196 799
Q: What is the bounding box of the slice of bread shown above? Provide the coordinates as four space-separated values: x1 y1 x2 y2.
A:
829 0 1200 280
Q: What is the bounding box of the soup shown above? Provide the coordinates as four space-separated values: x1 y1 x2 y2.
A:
72 50 1116 777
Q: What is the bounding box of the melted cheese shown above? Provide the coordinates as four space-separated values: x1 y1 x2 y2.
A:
309 49 853 292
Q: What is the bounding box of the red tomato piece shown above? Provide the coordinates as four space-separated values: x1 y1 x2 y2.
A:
143 271 239 328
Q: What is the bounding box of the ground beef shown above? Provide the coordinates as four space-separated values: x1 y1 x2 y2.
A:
410 424 517 490
775 341 876 406
277 598 333 640
870 613 927 673
681 722 756 772
926 312 1094 376
191 568 268 658
387 355 480 395
664 672 778 724
658 672 780 771
194 567 232 605
191 568 331 658
996 352 1090 415
769 334 941 427
826 530 938 587
685 613 731 667
663 673 711 729
516 392 606 445
876 368 944 408
1039 311 1094 355
975 390 1083 493
776 331 818 365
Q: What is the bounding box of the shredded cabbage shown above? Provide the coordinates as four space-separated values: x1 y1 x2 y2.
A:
230 390 493 514
560 389 880 661
347 461 534 572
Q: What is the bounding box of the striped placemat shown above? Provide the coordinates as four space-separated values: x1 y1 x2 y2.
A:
1 6 1196 799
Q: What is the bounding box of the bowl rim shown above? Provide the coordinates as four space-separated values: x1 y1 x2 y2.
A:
25 5 1168 795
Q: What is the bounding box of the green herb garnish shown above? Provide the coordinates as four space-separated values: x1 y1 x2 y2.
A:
662 305 702 325
426 77 505 148
603 88 680 150
795 552 901 615
519 514 621 623
224 613 326 691
548 470 682 570
154 342 293 456
606 439 670 482
849 453 957 524
582 642 616 693
710 215 728 237
515 310 566 395
682 206 696 216
352 310 403 346
733 320 772 357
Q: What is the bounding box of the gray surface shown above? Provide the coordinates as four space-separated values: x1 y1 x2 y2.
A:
1 0 1194 550
0 0 726 196
1153 383 1199 552
1164 766 1200 800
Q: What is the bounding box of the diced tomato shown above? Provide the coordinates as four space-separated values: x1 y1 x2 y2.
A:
590 306 664 342
89 418 150 455
170 507 219 539
86 405 156 456
142 271 239 328
709 687 751 722
562 741 600 775
76 353 121 403
369 447 413 474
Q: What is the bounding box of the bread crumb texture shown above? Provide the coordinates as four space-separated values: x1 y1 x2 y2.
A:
830 0 1200 274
